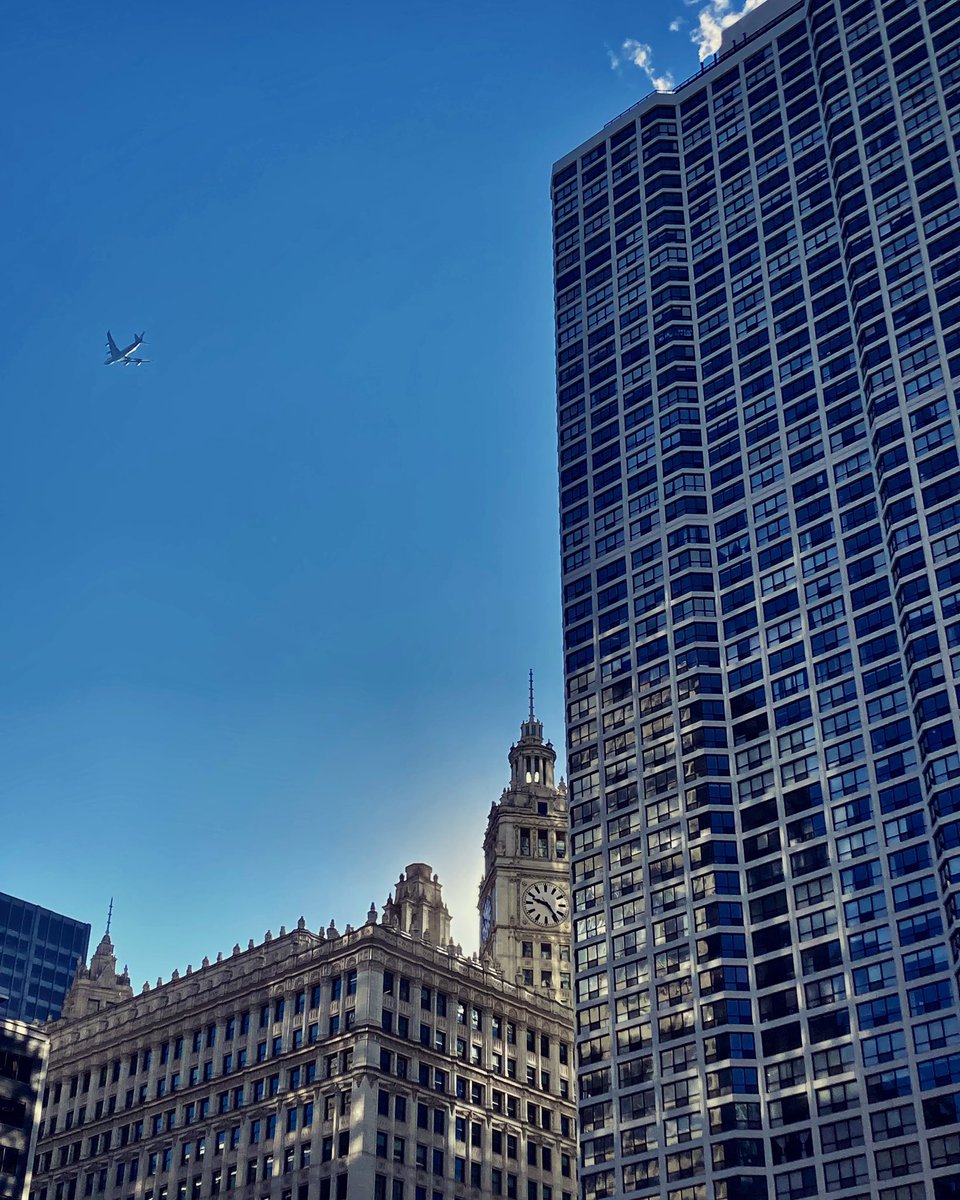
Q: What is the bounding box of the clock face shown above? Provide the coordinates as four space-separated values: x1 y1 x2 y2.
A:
522 881 569 926
480 895 493 943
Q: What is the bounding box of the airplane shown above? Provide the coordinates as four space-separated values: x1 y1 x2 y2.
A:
104 331 149 366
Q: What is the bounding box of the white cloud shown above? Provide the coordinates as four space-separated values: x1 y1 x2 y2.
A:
614 1 768 87
614 38 676 92
689 0 768 60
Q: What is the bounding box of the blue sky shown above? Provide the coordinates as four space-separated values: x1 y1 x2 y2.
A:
0 1 755 987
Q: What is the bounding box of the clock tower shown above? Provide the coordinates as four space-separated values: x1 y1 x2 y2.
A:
478 676 571 1005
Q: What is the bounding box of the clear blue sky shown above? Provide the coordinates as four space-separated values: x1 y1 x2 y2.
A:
0 1 745 987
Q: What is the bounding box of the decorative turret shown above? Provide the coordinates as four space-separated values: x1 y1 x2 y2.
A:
387 864 452 944
60 926 133 1021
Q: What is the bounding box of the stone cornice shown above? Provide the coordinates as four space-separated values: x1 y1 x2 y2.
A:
45 922 572 1065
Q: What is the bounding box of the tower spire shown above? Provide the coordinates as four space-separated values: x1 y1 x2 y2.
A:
519 670 545 745
512 669 553 786
106 897 113 936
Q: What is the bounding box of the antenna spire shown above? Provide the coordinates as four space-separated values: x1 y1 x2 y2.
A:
529 669 535 720
106 897 114 936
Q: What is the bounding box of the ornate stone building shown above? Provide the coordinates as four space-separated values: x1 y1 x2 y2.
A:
479 687 572 1003
30 709 576 1200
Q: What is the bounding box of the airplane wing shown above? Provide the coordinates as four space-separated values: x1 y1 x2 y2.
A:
105 331 120 357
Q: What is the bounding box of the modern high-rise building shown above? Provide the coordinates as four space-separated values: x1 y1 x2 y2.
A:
0 892 91 1024
29 710 577 1200
552 1 960 1198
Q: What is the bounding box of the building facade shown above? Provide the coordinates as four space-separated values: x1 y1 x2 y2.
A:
0 892 91 1024
0 1016 49 1200
30 718 576 1200
552 1 960 1197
